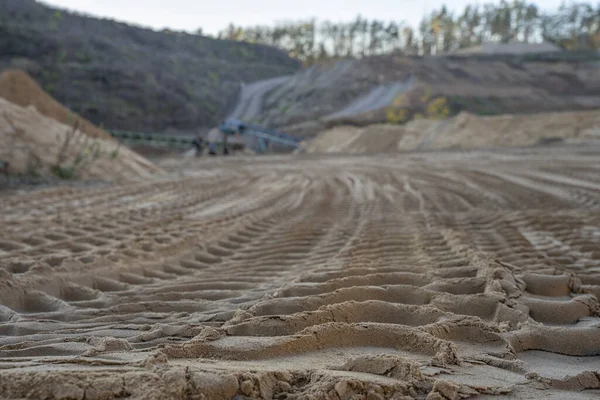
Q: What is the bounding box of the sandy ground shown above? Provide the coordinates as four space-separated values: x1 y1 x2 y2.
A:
1 146 600 399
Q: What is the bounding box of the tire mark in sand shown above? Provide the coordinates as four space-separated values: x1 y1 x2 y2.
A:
1 147 600 399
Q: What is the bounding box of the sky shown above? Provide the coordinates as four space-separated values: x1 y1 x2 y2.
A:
43 0 563 35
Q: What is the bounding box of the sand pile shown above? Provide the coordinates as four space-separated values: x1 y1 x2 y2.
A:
303 124 401 153
305 109 600 153
0 97 161 181
0 70 112 140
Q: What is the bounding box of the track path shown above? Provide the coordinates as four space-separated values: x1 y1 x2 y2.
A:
325 76 415 120
228 76 291 121
1 148 600 399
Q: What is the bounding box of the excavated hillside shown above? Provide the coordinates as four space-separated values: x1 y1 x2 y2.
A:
0 0 299 133
256 54 600 137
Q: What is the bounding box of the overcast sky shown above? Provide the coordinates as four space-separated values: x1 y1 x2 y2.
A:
43 0 563 35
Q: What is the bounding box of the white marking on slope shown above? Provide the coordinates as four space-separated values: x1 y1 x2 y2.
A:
325 76 415 120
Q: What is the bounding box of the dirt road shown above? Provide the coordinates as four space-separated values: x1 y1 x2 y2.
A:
228 76 291 121
1 146 600 399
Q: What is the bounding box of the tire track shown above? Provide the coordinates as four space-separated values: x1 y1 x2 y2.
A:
1 147 600 399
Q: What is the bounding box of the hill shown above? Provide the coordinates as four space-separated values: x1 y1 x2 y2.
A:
0 0 299 133
254 53 600 137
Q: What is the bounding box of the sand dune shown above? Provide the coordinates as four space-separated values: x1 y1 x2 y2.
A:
1 146 600 399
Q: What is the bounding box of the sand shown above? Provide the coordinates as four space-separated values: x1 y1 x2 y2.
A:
0 97 161 181
0 145 599 399
0 70 113 141
305 110 600 153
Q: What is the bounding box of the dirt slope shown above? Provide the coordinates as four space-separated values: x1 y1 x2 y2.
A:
0 70 113 140
227 76 291 121
453 42 562 55
324 78 415 120
0 148 599 399
0 0 299 133
0 97 161 181
305 109 600 153
256 54 600 135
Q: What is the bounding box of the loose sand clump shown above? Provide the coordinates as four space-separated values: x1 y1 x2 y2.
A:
305 109 600 153
0 97 161 181
0 70 112 140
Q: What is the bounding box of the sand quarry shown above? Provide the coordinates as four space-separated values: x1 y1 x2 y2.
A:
0 144 599 399
1 70 600 400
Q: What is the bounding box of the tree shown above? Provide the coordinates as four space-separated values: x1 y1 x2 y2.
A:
381 21 398 53
222 23 243 41
523 4 539 42
403 26 417 54
215 2 600 63
368 20 385 54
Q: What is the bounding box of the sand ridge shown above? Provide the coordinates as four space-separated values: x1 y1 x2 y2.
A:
0 147 600 399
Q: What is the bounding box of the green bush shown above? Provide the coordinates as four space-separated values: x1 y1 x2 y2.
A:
386 88 451 124
52 165 78 180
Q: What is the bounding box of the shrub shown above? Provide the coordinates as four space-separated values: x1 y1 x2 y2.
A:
386 87 451 124
386 107 409 124
426 97 450 119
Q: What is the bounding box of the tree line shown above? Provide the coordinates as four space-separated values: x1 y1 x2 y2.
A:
213 1 600 63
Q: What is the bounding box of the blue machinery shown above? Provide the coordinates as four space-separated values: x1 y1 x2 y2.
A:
109 120 302 154
218 119 302 153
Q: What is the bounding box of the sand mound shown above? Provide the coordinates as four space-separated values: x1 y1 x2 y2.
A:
0 70 112 141
305 109 600 153
0 97 161 181
303 124 401 153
